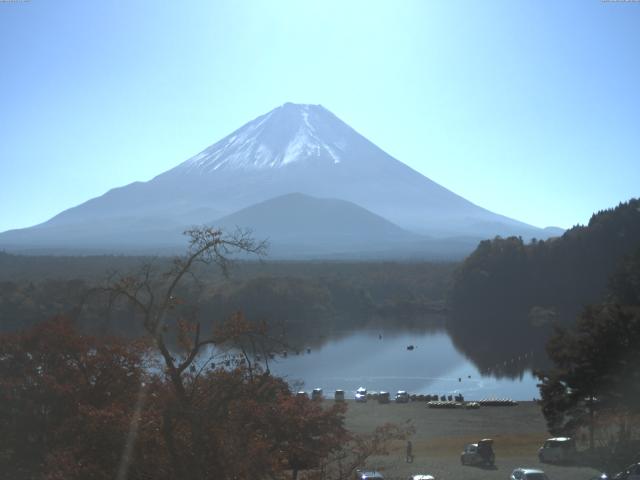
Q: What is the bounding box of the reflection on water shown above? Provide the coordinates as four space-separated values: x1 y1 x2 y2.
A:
265 329 539 401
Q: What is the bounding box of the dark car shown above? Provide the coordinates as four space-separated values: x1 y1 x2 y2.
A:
461 439 495 466
613 463 640 480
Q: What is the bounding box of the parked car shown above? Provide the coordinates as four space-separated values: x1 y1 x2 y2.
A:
538 437 576 464
367 391 380 401
510 468 549 480
396 390 410 403
460 439 495 466
355 387 367 402
296 391 308 398
334 389 345 402
356 470 384 479
378 391 390 403
311 388 323 401
407 475 435 480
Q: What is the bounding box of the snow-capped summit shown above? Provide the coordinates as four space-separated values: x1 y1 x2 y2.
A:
181 103 349 172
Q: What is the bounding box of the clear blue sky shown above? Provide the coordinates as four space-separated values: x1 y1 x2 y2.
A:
1 0 638 232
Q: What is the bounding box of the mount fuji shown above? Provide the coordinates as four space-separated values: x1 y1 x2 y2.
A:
0 102 560 257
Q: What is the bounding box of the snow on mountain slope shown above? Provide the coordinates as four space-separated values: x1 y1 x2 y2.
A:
0 102 558 255
182 104 345 172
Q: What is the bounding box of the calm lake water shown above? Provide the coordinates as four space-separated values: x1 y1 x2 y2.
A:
263 329 539 401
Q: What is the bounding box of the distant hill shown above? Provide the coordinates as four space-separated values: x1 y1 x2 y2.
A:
0 102 559 256
212 193 488 259
447 198 640 375
212 193 417 255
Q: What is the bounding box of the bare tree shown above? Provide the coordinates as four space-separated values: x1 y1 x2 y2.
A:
311 423 415 480
105 228 264 381
100 227 267 480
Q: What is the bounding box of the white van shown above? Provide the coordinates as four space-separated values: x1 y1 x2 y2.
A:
355 387 367 402
538 437 576 463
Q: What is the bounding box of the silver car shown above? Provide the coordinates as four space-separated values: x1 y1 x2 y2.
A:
511 468 550 480
357 471 384 480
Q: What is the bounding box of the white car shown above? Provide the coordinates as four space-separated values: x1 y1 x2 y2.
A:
511 468 550 480
408 476 435 480
538 437 576 463
355 387 367 402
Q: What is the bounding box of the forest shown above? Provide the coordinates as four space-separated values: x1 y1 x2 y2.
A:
536 229 640 471
0 252 454 348
447 198 640 375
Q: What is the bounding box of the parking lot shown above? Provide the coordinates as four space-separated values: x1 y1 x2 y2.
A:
343 400 600 480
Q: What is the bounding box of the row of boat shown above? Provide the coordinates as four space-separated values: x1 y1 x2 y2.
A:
294 388 519 407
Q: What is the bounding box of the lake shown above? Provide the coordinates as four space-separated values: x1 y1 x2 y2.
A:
264 328 539 400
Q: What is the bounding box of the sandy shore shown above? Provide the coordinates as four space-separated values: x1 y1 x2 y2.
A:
341 400 599 480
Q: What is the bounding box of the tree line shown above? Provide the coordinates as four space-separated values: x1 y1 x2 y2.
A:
0 256 454 344
537 245 640 471
447 198 640 375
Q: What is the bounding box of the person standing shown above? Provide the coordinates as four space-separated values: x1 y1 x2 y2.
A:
406 440 414 463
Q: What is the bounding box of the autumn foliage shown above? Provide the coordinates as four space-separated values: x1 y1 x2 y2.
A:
0 316 159 479
0 229 408 479
0 316 355 480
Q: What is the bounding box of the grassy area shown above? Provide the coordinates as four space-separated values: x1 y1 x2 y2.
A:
341 400 600 480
